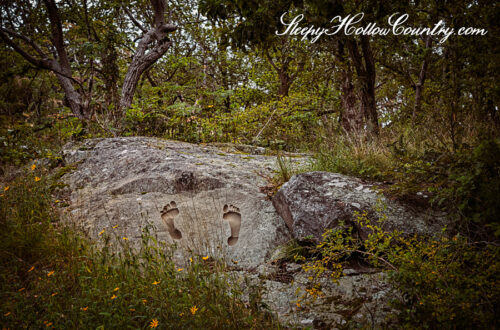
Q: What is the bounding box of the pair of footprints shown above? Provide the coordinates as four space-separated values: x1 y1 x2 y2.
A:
161 201 242 246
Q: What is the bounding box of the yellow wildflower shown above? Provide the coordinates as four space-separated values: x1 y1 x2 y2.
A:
28 266 35 272
35 176 41 182
142 299 147 305
207 105 214 108
112 225 118 229
190 305 199 315
31 164 36 171
189 257 193 263
177 268 183 272
4 186 9 191
179 312 184 317
81 306 88 311
122 237 128 241
202 256 209 260
110 294 117 300
149 318 159 328
98 229 105 236
45 322 52 327
51 292 58 297
152 281 160 285
47 271 55 277
129 308 135 312
113 287 119 292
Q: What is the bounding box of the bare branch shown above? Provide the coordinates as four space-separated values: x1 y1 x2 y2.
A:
353 249 399 272
42 0 72 74
123 6 147 33
0 28 51 69
0 28 84 88
0 26 48 58
264 49 279 72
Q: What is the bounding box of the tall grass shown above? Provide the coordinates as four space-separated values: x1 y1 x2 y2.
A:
0 169 278 329
312 132 393 180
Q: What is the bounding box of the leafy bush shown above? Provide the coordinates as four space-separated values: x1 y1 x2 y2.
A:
123 93 320 150
304 211 500 328
437 139 500 237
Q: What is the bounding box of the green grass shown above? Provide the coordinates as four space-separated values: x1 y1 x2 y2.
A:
0 169 279 329
311 133 393 181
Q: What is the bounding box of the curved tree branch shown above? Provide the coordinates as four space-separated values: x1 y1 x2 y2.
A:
119 0 177 111
123 6 147 33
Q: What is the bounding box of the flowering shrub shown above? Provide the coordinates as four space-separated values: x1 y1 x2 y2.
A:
304 211 500 328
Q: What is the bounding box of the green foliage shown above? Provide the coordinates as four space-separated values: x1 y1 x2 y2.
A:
437 139 500 237
122 103 169 136
0 111 100 169
312 128 500 239
0 117 59 167
123 93 321 150
0 171 279 329
388 235 499 328
305 211 500 328
53 115 85 140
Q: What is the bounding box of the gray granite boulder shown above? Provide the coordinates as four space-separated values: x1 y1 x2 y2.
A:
273 171 447 242
60 137 307 269
230 266 397 328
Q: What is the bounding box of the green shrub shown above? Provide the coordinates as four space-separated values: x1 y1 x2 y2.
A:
123 93 320 150
304 211 500 328
437 139 500 237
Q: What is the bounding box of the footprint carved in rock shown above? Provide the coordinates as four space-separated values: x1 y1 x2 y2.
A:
161 201 182 240
223 204 241 246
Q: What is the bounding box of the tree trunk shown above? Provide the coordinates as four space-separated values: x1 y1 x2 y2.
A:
119 39 174 111
119 1 176 111
0 0 90 120
340 67 362 132
360 79 378 135
413 35 432 119
264 46 304 99
55 71 85 120
346 36 379 136
278 70 290 97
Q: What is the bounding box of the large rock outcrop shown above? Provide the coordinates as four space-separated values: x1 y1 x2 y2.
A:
58 139 448 328
61 137 304 269
273 171 447 242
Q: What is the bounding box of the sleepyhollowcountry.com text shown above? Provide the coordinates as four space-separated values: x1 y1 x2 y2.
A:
276 12 488 44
